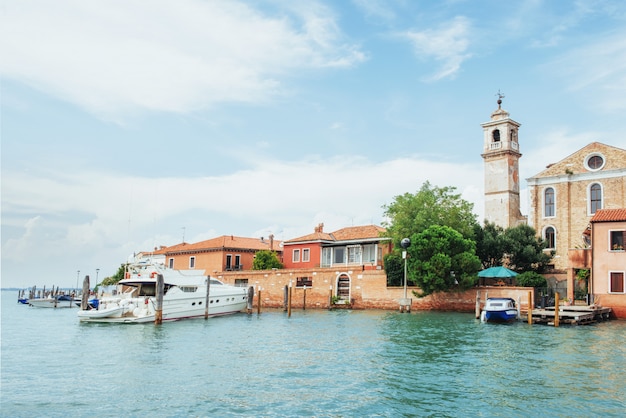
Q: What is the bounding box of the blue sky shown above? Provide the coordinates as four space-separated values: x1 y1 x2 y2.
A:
2 0 626 288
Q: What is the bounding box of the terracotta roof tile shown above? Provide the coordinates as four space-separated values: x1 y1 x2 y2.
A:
285 224 387 244
590 208 626 223
285 231 334 243
330 225 386 240
147 235 282 255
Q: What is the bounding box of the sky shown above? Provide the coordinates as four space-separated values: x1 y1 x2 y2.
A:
2 0 626 288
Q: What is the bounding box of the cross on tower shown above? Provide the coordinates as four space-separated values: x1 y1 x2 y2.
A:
495 90 505 109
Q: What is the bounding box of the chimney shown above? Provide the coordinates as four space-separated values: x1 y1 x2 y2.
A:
269 234 274 251
314 222 324 233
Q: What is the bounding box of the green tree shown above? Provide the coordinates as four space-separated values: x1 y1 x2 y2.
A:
252 250 283 270
515 271 547 288
384 253 414 286
99 264 127 286
502 224 553 272
408 225 482 297
473 221 506 268
382 182 478 248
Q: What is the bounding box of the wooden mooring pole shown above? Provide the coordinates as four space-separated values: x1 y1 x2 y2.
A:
475 290 481 319
554 292 560 327
81 276 90 310
257 287 262 314
154 274 164 325
283 285 288 312
328 286 333 310
302 285 306 310
205 276 211 319
287 283 292 318
527 290 533 324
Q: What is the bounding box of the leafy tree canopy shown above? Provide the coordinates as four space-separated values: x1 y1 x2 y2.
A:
473 222 554 273
383 253 416 287
407 225 482 297
473 221 506 269
252 250 284 270
99 264 127 286
515 271 547 288
502 224 553 272
382 181 478 247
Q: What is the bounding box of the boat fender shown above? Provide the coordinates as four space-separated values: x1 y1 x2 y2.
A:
144 298 149 305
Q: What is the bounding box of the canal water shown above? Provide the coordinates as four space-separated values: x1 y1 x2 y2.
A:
2 290 625 417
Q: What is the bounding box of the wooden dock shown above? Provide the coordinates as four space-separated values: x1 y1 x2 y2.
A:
530 305 612 325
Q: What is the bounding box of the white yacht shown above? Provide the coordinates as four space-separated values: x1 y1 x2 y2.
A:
78 263 248 323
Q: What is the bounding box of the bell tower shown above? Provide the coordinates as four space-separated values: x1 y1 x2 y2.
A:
481 93 525 228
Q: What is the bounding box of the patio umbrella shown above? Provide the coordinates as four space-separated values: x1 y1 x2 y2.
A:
477 266 519 278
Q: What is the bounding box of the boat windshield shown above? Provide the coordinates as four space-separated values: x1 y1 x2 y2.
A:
137 283 156 296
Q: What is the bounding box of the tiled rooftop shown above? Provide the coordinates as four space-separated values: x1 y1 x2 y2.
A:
590 208 626 223
285 224 386 244
148 235 281 254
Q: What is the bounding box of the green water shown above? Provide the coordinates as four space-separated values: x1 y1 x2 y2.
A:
2 291 625 417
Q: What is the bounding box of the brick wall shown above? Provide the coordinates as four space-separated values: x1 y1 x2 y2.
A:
216 268 536 313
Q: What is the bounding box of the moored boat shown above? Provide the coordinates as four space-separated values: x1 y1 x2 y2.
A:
29 294 78 308
480 297 519 323
77 263 249 323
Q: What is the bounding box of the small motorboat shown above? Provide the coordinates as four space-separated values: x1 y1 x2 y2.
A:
29 295 78 308
78 305 124 319
481 297 519 323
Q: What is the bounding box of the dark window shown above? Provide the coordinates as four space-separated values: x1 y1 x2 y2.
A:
610 272 624 293
296 277 313 287
226 254 232 270
590 184 602 214
168 258 174 268
588 155 603 169
610 231 625 251
189 256 195 268
545 227 556 249
334 247 345 264
492 129 500 142
544 188 555 217
234 278 249 287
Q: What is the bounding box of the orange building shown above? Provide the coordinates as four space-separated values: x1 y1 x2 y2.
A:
151 235 282 274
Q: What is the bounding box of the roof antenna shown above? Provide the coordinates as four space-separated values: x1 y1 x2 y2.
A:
495 89 505 109
182 227 186 243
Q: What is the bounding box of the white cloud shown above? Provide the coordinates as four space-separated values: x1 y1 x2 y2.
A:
1 155 483 273
403 16 472 81
0 0 365 120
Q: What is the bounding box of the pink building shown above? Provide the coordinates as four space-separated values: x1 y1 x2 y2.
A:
590 208 626 318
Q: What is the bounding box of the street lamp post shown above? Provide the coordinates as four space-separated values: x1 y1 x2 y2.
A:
400 238 411 313
95 268 100 292
76 270 80 295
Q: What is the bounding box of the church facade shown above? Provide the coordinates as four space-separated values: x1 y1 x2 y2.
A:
527 142 626 272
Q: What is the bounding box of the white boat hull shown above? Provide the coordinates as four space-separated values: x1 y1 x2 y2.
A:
78 265 248 323
481 298 519 323
29 298 78 308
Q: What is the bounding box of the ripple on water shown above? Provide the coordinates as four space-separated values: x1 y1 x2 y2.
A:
2 293 625 417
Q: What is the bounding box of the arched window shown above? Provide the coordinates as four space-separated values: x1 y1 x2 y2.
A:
544 226 556 249
590 183 602 214
492 129 500 142
544 187 555 217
